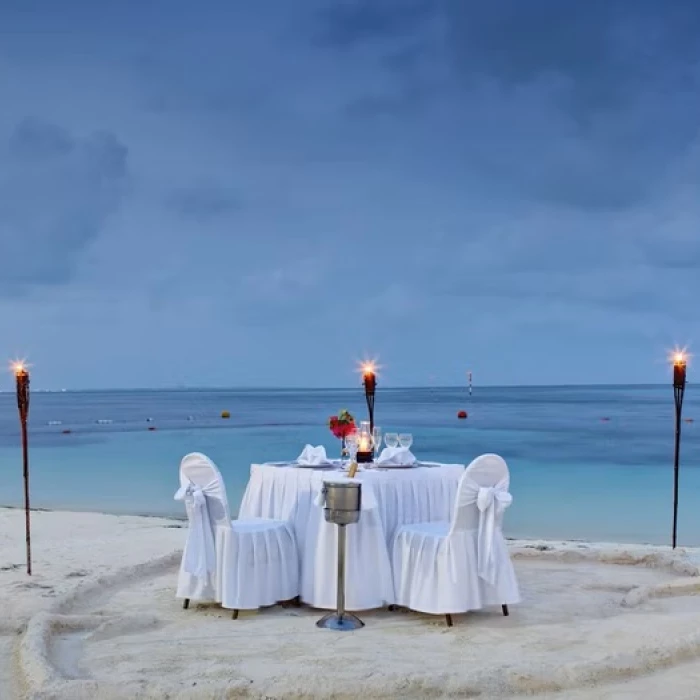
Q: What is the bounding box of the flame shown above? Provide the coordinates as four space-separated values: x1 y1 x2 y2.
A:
9 359 30 375
356 356 381 377
668 347 691 367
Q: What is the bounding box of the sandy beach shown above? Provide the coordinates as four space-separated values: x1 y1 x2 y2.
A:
3 507 700 699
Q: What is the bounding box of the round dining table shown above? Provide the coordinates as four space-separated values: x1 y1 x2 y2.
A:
238 461 465 611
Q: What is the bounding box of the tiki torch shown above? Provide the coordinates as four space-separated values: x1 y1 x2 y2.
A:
671 350 687 549
361 362 377 434
13 361 32 574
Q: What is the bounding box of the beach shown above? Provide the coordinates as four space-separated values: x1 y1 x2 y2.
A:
4 507 700 699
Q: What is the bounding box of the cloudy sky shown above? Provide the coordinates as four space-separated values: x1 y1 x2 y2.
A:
0 0 697 389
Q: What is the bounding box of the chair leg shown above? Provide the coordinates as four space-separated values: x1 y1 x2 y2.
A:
183 598 190 610
445 614 453 627
231 609 239 620
502 604 509 617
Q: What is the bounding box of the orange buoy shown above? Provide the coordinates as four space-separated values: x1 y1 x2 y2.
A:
221 410 231 419
457 410 468 419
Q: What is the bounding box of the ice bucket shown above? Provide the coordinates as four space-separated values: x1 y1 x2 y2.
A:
316 479 365 631
320 481 361 526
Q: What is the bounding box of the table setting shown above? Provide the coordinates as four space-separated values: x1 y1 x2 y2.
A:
176 360 519 630
238 386 466 614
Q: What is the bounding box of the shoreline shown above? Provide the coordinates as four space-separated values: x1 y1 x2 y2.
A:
0 503 690 549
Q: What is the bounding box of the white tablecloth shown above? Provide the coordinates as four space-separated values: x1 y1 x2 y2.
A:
238 462 465 610
239 463 465 552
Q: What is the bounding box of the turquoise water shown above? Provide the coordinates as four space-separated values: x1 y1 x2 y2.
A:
0 386 697 545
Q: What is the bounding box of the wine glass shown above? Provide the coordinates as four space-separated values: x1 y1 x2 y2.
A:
372 427 382 454
345 433 358 467
398 433 413 450
385 432 399 449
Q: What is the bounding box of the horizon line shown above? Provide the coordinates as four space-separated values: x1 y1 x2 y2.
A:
0 381 684 393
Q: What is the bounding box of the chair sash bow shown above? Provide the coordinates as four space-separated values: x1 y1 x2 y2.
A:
174 480 218 579
476 486 512 585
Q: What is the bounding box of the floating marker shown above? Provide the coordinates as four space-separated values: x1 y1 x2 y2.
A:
457 410 468 419
221 410 231 419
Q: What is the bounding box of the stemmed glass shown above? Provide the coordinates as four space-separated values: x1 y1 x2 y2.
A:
345 433 358 468
372 427 382 456
398 433 413 450
385 432 399 449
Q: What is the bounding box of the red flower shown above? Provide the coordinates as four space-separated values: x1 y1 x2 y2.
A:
328 412 356 440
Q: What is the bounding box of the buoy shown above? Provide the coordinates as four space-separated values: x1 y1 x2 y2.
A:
148 426 157 431
601 417 611 422
146 417 154 422
61 429 71 434
457 410 468 419
221 410 231 419
685 418 694 423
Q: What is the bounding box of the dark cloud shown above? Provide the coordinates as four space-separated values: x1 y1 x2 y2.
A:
0 118 128 294
319 0 700 212
315 0 433 47
167 183 240 222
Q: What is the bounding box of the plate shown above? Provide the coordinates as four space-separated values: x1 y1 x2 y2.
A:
375 463 417 469
294 462 335 469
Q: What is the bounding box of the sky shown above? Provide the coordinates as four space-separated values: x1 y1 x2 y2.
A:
0 0 698 389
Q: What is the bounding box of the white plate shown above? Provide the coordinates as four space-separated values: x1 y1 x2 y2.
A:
375 463 417 469
294 462 335 469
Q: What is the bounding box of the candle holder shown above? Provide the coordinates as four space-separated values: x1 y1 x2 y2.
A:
356 420 373 463
13 362 32 575
671 351 687 549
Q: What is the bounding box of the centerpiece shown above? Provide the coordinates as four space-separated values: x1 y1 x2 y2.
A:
328 409 356 461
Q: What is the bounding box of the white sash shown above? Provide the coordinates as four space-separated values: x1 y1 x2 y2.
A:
174 479 218 579
453 476 512 585
476 485 512 585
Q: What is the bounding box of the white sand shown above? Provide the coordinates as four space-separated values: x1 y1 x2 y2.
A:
3 508 700 699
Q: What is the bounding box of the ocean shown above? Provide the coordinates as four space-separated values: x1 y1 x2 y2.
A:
0 385 697 545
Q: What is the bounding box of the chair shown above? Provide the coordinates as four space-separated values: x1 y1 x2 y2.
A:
174 452 299 618
391 453 520 626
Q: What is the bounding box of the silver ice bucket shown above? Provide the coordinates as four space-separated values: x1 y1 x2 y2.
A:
320 481 361 526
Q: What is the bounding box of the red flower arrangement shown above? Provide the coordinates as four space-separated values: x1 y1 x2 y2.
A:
329 409 356 440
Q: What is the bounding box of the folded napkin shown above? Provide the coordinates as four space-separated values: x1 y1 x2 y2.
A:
376 446 416 466
297 444 329 465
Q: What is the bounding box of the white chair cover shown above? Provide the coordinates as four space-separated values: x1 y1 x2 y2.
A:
301 476 395 610
461 454 521 606
174 453 300 610
392 454 520 615
175 453 231 602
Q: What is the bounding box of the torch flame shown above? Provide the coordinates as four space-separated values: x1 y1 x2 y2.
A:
9 359 30 376
356 357 382 377
668 347 691 367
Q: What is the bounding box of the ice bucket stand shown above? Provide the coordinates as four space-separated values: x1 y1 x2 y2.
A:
316 480 364 631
